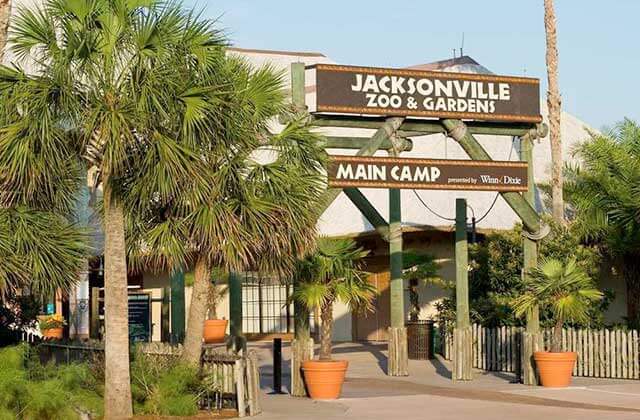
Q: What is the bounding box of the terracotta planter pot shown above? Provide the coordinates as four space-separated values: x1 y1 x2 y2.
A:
534 351 577 387
42 327 63 340
203 319 228 344
302 360 348 400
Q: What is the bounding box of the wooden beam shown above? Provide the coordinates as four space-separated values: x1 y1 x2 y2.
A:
441 119 545 236
453 198 473 381
170 270 185 344
324 136 413 151
312 114 538 137
389 187 404 328
343 188 389 239
229 272 245 352
455 198 470 330
319 117 405 216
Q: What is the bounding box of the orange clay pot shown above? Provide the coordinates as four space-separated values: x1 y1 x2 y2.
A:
203 319 228 344
42 328 63 340
302 360 348 400
534 351 577 387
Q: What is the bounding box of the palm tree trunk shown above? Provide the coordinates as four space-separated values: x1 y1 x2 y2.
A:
319 301 333 361
544 0 564 223
551 317 563 353
0 0 10 63
103 183 133 419
182 254 210 365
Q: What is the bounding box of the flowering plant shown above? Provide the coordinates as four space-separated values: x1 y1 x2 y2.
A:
38 314 66 330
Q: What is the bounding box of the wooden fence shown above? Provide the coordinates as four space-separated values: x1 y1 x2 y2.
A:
441 324 640 380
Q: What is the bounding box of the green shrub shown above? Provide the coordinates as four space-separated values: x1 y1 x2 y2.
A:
0 345 103 419
140 363 201 416
23 379 79 420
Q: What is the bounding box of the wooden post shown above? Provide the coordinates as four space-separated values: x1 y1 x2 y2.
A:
520 134 543 385
170 269 185 344
229 272 244 352
90 287 100 339
388 185 408 376
453 198 473 381
161 286 170 342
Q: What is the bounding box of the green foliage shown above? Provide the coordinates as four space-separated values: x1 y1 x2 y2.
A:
0 207 88 300
0 345 103 419
565 119 640 326
513 259 603 323
403 252 443 321
437 220 607 328
131 350 208 416
512 258 603 351
293 237 375 359
293 237 374 314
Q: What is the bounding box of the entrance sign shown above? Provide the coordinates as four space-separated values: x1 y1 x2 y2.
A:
313 64 541 123
328 155 528 191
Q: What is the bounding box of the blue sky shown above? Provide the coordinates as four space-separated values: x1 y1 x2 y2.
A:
184 1 639 129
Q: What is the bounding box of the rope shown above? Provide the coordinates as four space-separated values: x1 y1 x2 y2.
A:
413 136 518 223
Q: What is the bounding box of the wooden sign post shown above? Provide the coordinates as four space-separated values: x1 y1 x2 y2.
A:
286 61 547 389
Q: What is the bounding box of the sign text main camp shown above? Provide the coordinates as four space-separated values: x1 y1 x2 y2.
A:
313 64 541 123
327 155 528 192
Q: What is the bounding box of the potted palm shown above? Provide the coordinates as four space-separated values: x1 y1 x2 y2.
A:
512 258 603 387
293 237 375 400
203 271 228 344
38 314 66 340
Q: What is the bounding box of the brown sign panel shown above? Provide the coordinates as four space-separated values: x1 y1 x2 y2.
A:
314 64 541 123
328 155 528 192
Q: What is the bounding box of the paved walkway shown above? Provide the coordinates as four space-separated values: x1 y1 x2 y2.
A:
248 342 640 420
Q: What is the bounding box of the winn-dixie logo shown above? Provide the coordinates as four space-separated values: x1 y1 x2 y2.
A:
350 73 511 114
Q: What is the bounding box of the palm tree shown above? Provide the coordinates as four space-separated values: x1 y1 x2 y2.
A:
512 258 602 352
0 0 9 62
403 252 442 321
2 1 226 416
124 56 328 365
292 237 375 360
544 0 564 223
565 119 640 327
0 207 87 300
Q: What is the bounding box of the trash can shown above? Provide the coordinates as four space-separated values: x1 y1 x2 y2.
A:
406 320 435 360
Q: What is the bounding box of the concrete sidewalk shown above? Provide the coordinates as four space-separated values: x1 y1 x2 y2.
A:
249 342 640 420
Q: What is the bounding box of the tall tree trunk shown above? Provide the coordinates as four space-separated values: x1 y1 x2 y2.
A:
622 256 640 329
182 254 210 365
0 0 10 63
544 0 564 223
551 317 563 353
103 183 133 419
319 301 333 361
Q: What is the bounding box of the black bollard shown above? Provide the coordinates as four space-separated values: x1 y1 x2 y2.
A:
271 337 284 394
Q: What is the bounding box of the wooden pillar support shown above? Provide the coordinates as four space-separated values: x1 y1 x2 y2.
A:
161 286 170 343
520 134 543 385
229 272 245 352
170 270 185 344
453 198 473 381
387 153 408 376
343 188 389 239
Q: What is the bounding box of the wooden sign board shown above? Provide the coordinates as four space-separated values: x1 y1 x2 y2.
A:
313 64 541 123
328 155 528 192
